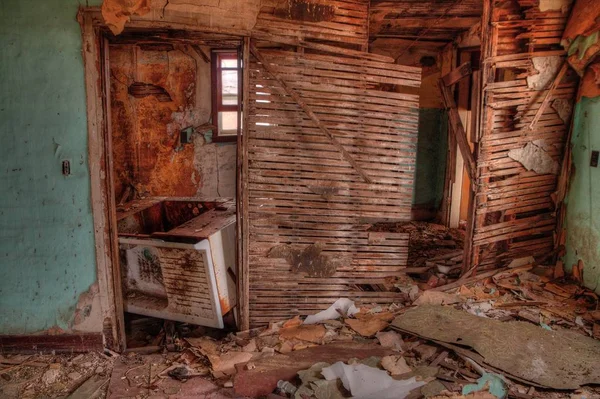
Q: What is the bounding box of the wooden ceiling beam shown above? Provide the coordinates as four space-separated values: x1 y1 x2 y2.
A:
372 16 480 31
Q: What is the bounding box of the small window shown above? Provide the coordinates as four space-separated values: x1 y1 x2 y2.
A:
212 51 241 142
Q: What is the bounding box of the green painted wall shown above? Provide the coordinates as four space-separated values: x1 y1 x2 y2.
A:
564 96 600 294
0 0 101 333
413 109 448 208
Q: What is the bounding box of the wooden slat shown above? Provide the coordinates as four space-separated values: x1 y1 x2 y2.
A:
468 0 577 273
245 44 420 326
251 44 374 184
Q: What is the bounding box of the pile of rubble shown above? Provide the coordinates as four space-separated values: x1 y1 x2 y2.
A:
1 259 599 399
371 221 466 285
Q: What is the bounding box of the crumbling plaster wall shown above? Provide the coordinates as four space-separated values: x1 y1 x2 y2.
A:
110 44 236 200
0 0 104 334
564 64 600 294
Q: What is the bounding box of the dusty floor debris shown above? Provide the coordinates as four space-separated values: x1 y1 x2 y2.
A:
2 261 600 399
0 351 114 399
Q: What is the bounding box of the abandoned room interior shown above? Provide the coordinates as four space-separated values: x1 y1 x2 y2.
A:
2 0 600 397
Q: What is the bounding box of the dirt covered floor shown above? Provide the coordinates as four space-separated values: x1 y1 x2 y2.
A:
0 227 600 399
2 253 600 399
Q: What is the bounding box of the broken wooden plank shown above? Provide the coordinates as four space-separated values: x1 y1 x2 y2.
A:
442 62 472 87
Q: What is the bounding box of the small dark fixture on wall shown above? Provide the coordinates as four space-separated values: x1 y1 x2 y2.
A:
591 150 599 167
62 160 71 176
180 127 194 144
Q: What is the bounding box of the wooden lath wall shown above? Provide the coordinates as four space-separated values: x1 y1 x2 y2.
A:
469 0 578 271
253 0 369 47
245 49 421 326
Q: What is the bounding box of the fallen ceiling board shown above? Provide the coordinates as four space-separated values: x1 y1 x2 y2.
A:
233 341 392 397
391 306 600 389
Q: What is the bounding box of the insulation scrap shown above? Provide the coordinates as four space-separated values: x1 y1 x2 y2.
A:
321 361 425 399
304 298 359 324
376 330 404 351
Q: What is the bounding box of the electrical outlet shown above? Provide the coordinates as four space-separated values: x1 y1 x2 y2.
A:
591 150 599 168
62 160 71 176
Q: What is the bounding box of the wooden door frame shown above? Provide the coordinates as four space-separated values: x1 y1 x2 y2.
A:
79 8 126 351
78 7 251 350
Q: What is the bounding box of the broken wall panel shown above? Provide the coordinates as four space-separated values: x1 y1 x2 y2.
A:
470 0 578 270
253 0 369 47
246 49 421 326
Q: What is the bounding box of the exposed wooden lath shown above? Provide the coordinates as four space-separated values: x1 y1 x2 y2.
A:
467 0 578 273
369 0 483 42
253 0 370 48
244 47 421 326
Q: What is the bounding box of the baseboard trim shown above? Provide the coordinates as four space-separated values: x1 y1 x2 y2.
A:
0 333 103 354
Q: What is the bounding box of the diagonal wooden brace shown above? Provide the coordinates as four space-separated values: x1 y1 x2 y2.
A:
250 43 373 184
439 80 477 185
529 61 568 130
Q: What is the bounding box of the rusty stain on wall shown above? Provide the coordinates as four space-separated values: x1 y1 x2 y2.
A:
110 45 198 198
268 243 348 278
110 43 236 200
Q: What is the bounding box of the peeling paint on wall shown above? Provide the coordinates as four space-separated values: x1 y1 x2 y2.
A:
564 93 600 294
71 283 102 332
508 142 560 175
552 98 574 124
193 136 237 198
110 43 236 200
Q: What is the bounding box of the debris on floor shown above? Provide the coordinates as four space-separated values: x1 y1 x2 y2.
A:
392 305 600 389
2 257 600 398
0 351 115 399
370 221 466 281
